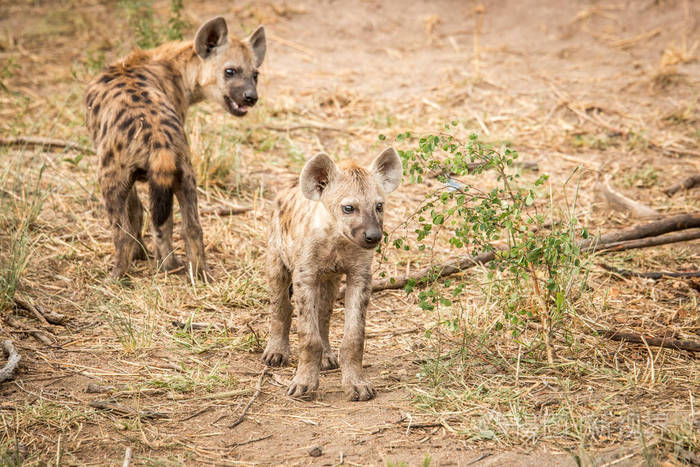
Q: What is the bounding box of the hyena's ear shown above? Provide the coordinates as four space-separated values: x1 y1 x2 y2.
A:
247 26 266 67
300 153 339 201
194 16 229 59
369 147 402 194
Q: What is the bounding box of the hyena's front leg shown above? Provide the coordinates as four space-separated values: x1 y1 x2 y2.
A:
174 164 211 281
319 277 341 370
287 267 322 399
340 267 376 401
262 250 292 367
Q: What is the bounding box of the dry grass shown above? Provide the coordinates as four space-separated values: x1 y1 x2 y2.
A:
1 0 699 465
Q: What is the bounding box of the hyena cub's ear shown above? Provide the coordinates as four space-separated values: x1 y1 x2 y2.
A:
247 26 266 67
369 147 402 194
300 153 339 201
194 16 229 58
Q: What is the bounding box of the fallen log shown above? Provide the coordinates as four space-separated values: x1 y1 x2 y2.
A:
14 297 66 325
580 212 700 249
0 341 21 383
596 229 700 253
600 263 700 279
598 330 700 353
664 174 700 197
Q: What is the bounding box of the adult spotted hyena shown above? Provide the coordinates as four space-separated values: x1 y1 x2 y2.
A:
85 17 265 280
262 147 403 401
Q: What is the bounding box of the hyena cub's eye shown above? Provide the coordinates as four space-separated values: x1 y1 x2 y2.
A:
376 202 384 213
252 71 259 83
224 68 237 77
342 205 355 214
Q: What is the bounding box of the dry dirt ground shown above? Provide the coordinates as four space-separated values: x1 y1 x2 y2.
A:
1 0 699 465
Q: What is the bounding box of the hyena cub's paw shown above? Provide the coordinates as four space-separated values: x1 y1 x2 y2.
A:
262 342 290 367
320 350 339 370
343 378 376 402
287 371 319 400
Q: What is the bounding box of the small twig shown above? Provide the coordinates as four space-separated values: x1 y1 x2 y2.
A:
5 315 54 346
226 434 272 448
230 367 269 428
14 297 66 325
0 136 94 154
171 320 211 331
664 174 700 196
122 447 132 467
88 400 167 420
0 341 21 383
600 263 700 279
200 206 252 216
598 330 700 353
595 179 659 219
262 124 351 134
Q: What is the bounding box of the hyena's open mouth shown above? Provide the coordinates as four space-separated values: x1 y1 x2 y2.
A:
224 95 249 117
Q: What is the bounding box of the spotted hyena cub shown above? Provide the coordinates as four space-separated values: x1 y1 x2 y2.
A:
262 147 402 401
85 17 265 280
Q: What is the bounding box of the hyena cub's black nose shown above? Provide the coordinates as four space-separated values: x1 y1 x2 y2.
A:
364 231 381 245
243 90 257 106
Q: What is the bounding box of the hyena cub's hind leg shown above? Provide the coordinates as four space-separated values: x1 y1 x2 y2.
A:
101 175 142 279
262 251 293 367
126 186 148 261
150 212 183 272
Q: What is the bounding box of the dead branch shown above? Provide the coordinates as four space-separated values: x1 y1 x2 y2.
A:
230 367 269 428
0 341 21 383
596 229 700 253
88 400 167 420
664 174 700 196
122 447 132 467
171 320 211 330
600 263 700 279
598 330 700 353
595 179 659 219
369 251 496 294
0 136 94 154
580 212 700 249
14 297 66 325
200 206 252 216
5 315 54 346
226 434 273 448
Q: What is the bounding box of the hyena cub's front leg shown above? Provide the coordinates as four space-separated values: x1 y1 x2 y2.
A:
340 271 376 401
286 268 323 399
262 251 292 367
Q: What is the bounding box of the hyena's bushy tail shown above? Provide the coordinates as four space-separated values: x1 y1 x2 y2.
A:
149 148 177 227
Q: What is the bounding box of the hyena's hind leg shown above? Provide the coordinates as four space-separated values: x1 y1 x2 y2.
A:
100 174 138 279
173 164 210 280
126 186 148 261
319 277 341 370
262 250 293 367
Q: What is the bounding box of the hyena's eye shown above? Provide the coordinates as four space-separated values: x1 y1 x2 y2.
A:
224 68 237 77
376 202 383 213
342 205 354 214
252 71 259 83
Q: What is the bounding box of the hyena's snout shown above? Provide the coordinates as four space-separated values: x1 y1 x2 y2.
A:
361 222 382 248
242 88 257 106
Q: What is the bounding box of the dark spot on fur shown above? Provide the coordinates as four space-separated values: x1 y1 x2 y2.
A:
92 103 101 116
119 117 134 131
150 109 157 115
141 120 151 130
160 118 180 131
98 74 115 84
101 150 114 167
127 125 136 140
142 131 152 145
135 72 148 81
114 108 126 125
163 131 174 144
116 142 123 151
116 82 127 88
100 124 108 140
131 94 141 103
153 142 163 149
126 88 137 94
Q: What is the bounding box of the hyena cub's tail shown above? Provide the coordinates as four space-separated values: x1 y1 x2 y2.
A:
149 148 178 226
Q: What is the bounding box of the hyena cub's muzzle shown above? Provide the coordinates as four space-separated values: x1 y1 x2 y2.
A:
224 81 258 117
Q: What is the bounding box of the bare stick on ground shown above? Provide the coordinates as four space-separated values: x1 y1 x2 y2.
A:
14 297 66 325
596 229 700 253
200 206 252 216
230 367 269 428
664 174 700 196
595 179 659 219
0 136 95 154
0 341 21 383
580 212 700 249
88 401 167 420
598 330 700 353
122 447 132 467
600 263 700 279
